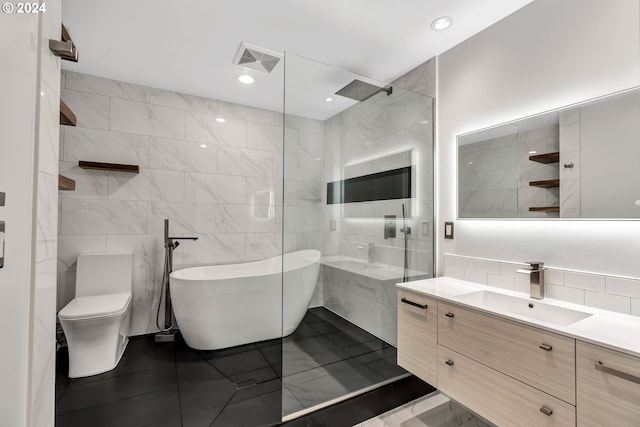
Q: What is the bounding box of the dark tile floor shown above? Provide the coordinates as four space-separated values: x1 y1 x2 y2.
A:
281 308 406 415
56 307 421 427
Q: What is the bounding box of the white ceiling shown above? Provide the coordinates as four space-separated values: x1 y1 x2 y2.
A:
61 0 534 119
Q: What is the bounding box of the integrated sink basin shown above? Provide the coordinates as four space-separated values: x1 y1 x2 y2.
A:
325 260 381 270
454 290 593 327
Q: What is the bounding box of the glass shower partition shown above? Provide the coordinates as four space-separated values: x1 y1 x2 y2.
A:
281 53 434 420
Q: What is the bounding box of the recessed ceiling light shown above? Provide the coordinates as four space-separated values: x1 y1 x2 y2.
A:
431 16 453 31
216 117 226 123
200 144 208 148
468 162 473 165
325 97 334 102
237 74 255 84
529 150 538 154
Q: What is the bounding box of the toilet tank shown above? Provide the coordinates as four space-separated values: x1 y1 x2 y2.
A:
75 253 133 297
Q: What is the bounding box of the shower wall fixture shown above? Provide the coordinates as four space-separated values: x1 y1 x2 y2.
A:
335 79 392 102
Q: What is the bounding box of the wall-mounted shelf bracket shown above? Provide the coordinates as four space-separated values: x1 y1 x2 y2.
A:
60 99 77 126
58 175 76 191
49 24 78 62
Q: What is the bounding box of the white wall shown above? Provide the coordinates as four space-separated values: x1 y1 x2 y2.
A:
0 11 39 426
437 0 640 277
0 2 61 424
32 1 62 425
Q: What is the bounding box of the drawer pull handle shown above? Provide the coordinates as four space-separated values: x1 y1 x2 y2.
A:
445 359 454 366
401 298 428 310
445 312 455 318
539 406 553 416
595 361 640 385
539 343 553 351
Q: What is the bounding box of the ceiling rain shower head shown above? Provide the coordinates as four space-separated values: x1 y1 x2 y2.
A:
335 79 393 102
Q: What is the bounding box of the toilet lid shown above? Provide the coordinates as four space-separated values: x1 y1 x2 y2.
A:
59 293 131 320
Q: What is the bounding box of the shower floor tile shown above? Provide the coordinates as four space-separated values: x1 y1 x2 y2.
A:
55 307 431 427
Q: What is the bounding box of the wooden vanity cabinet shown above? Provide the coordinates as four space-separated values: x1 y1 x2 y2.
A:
438 345 576 427
397 288 640 427
397 289 438 385
577 341 640 427
438 300 576 404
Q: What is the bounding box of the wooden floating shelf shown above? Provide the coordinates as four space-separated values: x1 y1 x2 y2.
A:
529 179 560 188
58 175 76 191
529 152 559 164
529 206 559 213
78 161 140 173
60 99 77 126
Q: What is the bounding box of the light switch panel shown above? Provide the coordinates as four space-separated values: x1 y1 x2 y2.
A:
0 192 5 207
444 221 454 239
0 221 4 268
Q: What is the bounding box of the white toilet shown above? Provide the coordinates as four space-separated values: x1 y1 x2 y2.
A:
58 253 133 378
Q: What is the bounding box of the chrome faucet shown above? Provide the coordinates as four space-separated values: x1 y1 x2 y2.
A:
156 219 198 343
516 261 546 299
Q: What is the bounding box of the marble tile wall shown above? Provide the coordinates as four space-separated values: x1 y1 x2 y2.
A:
322 58 436 337
458 134 518 218
559 108 581 218
58 71 324 334
458 124 560 218
32 1 62 425
323 266 401 345
444 253 640 316
283 114 326 307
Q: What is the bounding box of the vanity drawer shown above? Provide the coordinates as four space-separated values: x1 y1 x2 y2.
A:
397 289 437 385
577 341 640 427
438 345 576 427
438 301 575 404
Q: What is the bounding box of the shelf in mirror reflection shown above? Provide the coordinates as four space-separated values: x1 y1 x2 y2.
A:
529 206 559 213
529 179 559 188
529 152 559 164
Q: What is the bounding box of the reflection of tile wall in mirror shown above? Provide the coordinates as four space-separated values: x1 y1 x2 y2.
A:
458 134 518 218
457 85 640 219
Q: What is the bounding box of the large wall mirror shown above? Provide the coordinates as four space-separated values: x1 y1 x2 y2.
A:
457 87 640 219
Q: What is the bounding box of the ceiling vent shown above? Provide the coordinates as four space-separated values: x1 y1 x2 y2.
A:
233 42 283 74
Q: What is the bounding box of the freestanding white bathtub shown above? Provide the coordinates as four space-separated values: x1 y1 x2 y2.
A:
170 250 321 350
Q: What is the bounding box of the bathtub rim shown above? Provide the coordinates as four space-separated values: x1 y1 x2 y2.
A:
169 249 321 281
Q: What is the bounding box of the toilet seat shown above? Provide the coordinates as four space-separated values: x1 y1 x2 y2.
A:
59 293 130 321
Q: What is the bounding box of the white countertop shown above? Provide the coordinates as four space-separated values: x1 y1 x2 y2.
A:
398 276 640 358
